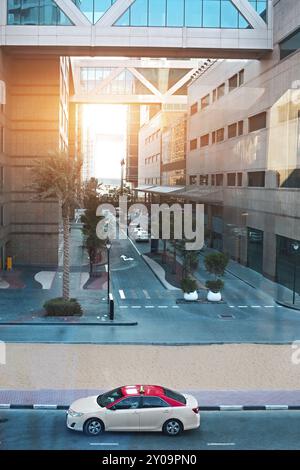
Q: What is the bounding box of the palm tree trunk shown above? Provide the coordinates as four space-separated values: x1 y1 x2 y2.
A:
62 213 70 301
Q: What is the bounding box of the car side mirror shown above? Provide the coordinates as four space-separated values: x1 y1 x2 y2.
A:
109 405 116 411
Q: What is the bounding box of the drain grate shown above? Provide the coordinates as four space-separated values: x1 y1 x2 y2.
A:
218 314 235 319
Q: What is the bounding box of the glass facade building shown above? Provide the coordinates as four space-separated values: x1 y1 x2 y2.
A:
72 0 117 24
114 0 267 28
7 0 73 25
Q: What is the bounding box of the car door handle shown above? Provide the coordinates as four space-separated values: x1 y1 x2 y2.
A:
163 410 169 413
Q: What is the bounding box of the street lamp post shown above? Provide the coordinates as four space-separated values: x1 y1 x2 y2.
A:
291 241 299 305
106 240 112 304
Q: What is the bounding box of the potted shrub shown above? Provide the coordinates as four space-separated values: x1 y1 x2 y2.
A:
204 252 229 301
181 277 198 301
205 279 224 302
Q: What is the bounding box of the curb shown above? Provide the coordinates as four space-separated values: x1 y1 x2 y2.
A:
1 404 300 411
142 255 180 291
0 321 138 326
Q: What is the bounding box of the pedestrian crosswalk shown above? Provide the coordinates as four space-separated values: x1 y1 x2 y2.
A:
117 288 171 301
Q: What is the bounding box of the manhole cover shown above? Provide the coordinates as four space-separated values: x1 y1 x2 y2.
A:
218 314 235 319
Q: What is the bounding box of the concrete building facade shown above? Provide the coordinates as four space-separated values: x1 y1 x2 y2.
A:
185 0 300 291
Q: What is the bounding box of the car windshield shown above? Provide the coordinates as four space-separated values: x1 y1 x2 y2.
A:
97 388 123 407
163 388 186 404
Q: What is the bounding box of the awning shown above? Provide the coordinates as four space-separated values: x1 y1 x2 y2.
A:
177 187 224 204
147 185 185 194
134 185 155 192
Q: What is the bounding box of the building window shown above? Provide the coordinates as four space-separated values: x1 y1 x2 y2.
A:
7 0 73 25
190 139 198 151
200 134 209 147
239 69 244 86
190 102 198 115
114 0 253 28
279 169 300 188
238 120 244 135
227 173 236 186
200 175 208 186
0 167 3 192
201 94 210 110
212 89 217 102
189 175 197 185
248 112 267 132
237 172 243 186
217 83 225 99
248 171 265 187
0 205 4 226
0 127 4 153
280 27 300 60
228 74 238 91
216 128 224 143
228 123 237 139
216 174 223 186
211 174 215 185
212 131 216 144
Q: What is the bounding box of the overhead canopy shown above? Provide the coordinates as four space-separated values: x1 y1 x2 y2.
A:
147 186 185 194
134 185 156 191
177 187 224 204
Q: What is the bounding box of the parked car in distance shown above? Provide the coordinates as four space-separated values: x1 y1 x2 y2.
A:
135 229 149 242
67 385 200 437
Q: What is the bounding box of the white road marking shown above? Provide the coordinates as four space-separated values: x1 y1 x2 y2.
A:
143 289 151 299
251 306 262 308
131 306 141 309
158 306 168 309
264 305 275 308
207 442 236 446
109 293 113 301
105 264 108 272
119 306 128 309
229 306 235 308
119 289 126 299
125 231 142 256
90 443 119 446
238 306 248 308
172 305 180 309
145 306 155 309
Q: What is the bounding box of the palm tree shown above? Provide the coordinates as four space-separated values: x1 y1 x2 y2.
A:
31 151 82 300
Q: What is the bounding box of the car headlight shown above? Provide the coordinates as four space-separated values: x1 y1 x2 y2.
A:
68 408 84 418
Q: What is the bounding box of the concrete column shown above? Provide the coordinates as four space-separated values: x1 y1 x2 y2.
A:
263 229 277 281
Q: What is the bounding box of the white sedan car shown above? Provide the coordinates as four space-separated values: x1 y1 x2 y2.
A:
135 229 149 242
67 385 200 437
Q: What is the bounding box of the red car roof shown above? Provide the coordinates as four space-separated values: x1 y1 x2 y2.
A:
121 385 164 398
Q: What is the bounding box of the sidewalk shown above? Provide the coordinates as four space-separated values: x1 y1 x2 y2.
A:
150 242 300 309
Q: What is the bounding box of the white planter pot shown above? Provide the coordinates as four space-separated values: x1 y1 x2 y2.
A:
207 290 222 302
183 291 198 301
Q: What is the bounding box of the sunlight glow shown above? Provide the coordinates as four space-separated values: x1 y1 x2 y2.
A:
82 104 127 182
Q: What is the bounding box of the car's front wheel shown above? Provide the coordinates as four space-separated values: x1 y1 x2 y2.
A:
83 418 104 436
163 419 183 436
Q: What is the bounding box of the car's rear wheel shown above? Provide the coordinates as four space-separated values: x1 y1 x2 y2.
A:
163 419 183 436
83 418 104 436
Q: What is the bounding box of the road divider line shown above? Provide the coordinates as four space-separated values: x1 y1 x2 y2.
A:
131 306 141 309
119 289 126 299
145 306 155 309
143 289 151 299
251 306 261 308
90 443 119 446
207 443 236 446
158 306 168 309
238 306 248 308
264 306 275 308
119 306 128 309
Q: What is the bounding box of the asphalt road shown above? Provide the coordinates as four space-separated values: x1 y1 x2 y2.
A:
0 410 300 450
